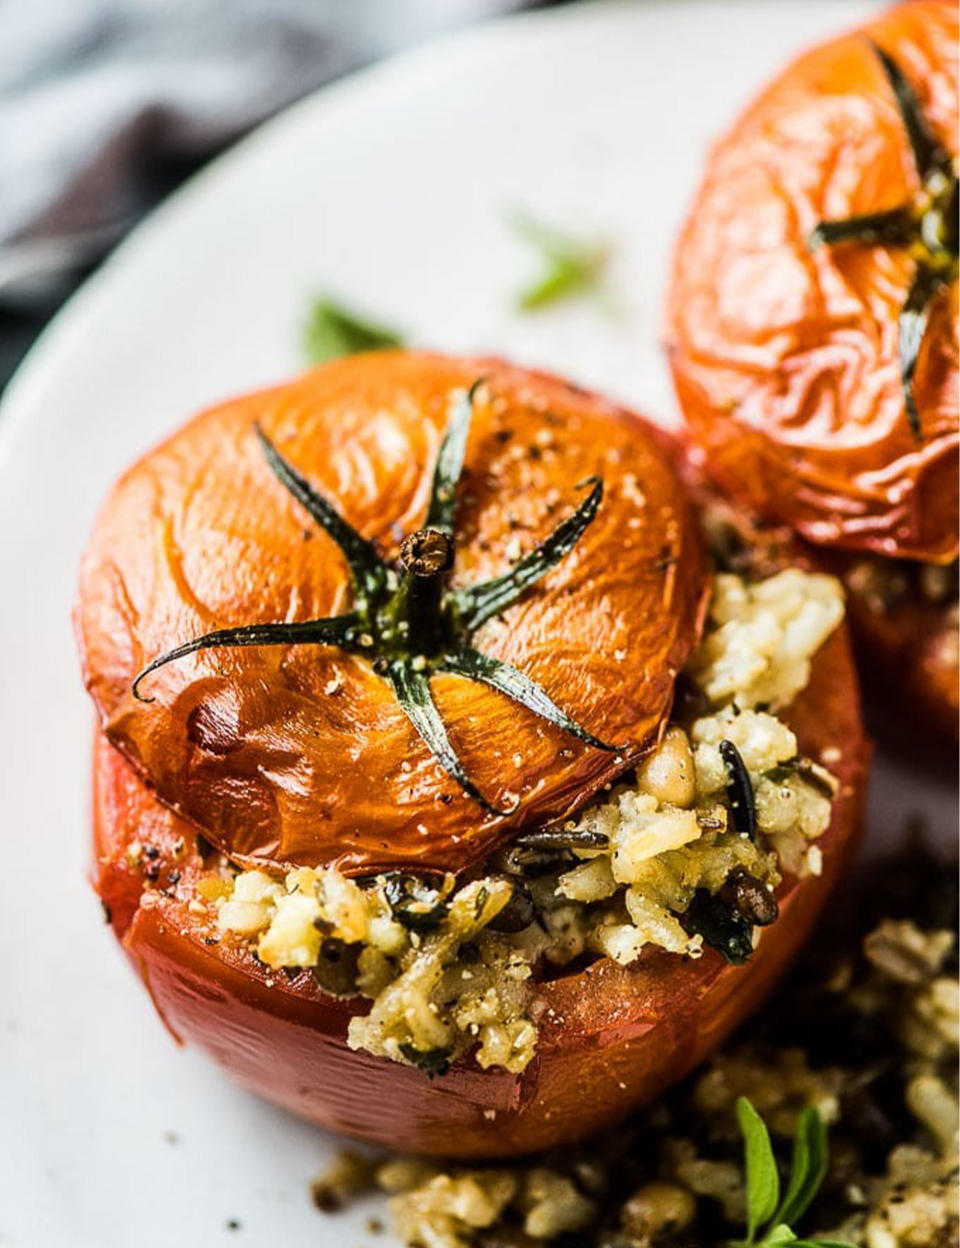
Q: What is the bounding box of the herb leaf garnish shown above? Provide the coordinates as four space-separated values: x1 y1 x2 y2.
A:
738 1097 781 1242
510 212 610 311
132 381 618 810
728 1098 854 1248
809 43 957 440
304 296 404 364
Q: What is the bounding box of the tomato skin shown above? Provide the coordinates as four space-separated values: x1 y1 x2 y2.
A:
77 353 708 878
825 550 959 751
667 0 959 564
91 623 868 1159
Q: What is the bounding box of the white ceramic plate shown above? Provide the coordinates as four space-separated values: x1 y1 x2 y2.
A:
1 2 954 1245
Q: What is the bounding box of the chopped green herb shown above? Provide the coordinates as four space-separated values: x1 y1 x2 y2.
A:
509 211 610 311
303 296 403 363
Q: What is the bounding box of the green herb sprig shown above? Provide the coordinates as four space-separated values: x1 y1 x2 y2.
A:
304 296 404 363
510 212 610 311
728 1097 853 1248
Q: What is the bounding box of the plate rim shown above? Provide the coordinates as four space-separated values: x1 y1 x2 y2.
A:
0 0 653 475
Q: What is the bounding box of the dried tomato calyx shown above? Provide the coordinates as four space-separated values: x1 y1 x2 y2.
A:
131 379 620 813
809 43 958 442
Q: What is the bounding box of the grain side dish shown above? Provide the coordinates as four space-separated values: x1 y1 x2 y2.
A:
206 566 843 1076
312 839 959 1247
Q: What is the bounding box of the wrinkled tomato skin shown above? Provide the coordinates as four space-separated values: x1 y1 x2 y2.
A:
91 624 868 1159
78 353 708 878
667 0 958 564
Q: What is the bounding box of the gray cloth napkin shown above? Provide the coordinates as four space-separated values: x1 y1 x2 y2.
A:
0 0 541 304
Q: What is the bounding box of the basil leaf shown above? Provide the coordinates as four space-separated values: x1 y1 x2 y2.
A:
773 1107 828 1230
304 296 403 363
737 1097 781 1244
382 873 450 933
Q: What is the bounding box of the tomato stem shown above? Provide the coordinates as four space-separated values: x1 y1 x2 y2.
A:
808 45 958 443
132 381 615 811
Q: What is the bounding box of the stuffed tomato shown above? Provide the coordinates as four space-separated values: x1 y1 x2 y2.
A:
79 352 869 1156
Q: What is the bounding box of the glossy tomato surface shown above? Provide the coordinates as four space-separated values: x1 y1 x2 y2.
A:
91 621 868 1159
77 353 708 877
667 0 958 562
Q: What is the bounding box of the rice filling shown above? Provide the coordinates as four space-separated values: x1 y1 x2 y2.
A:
206 567 845 1076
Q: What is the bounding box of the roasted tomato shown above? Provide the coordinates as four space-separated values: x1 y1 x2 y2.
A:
667 0 958 742
80 352 868 1157
91 624 866 1158
827 549 958 750
77 353 707 876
